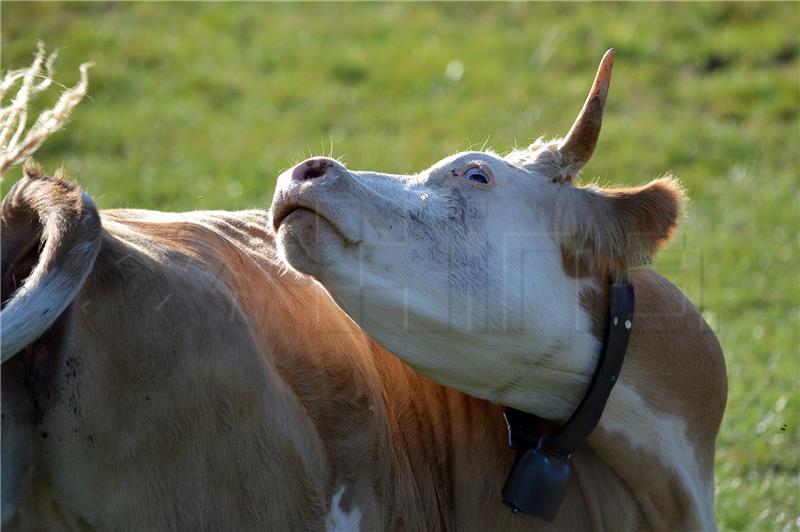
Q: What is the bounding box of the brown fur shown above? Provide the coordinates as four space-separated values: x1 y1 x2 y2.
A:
2 164 84 302
557 178 685 282
2 175 725 530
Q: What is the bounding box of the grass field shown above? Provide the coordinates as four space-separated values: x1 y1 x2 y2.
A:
2 2 798 530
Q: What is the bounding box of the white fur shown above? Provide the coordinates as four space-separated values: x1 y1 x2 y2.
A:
325 486 361 532
602 384 716 530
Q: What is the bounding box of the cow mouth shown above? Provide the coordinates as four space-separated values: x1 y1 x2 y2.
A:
271 202 358 245
271 204 309 230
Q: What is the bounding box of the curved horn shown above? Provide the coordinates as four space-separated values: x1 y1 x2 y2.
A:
1 167 101 362
558 49 615 181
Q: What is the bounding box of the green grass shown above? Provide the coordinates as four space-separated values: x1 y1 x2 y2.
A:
2 2 798 530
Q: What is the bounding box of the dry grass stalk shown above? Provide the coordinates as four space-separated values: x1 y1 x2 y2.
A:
0 42 92 178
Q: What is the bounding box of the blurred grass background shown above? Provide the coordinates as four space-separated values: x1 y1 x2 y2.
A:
2 2 798 530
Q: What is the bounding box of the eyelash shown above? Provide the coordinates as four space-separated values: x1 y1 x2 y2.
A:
464 166 490 185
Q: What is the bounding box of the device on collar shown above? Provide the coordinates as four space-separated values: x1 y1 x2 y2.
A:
501 281 635 522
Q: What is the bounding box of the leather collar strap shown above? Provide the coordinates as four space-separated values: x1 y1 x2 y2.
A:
501 281 635 521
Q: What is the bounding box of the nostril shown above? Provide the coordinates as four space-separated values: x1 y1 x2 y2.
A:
292 158 332 181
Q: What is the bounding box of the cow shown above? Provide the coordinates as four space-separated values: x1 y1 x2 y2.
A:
271 50 728 530
0 51 726 530
1 165 686 532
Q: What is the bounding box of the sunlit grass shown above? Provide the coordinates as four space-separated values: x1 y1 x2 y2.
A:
2 2 798 529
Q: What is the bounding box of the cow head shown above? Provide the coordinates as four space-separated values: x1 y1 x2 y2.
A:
271 50 684 416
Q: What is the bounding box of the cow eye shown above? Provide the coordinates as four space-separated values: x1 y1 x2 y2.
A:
464 167 489 184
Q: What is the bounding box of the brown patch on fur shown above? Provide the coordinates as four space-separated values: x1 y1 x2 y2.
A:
558 177 685 281
580 282 610 342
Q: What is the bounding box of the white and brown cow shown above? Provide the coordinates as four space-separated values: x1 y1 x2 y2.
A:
0 164 718 532
272 50 727 529
1 51 726 530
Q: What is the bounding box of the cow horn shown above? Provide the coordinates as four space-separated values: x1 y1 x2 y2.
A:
557 49 615 181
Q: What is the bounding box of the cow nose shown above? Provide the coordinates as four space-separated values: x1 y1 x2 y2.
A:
292 157 336 181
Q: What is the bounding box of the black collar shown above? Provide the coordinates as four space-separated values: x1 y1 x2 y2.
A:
501 280 635 521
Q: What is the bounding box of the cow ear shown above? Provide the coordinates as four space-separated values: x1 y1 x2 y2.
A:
558 177 685 280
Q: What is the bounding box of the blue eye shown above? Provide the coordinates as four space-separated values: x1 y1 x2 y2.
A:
464 167 489 184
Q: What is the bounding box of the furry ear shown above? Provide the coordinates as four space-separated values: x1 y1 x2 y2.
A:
557 177 686 280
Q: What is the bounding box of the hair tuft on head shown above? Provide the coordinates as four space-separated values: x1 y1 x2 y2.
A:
22 158 44 179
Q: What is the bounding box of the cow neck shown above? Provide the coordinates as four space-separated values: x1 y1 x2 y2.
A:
501 280 635 521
